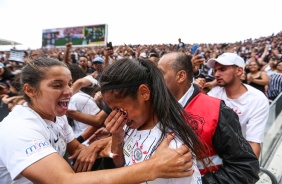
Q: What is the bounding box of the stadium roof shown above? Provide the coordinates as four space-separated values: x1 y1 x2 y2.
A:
0 38 22 46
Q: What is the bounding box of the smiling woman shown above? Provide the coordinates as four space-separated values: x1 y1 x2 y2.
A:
21 58 73 121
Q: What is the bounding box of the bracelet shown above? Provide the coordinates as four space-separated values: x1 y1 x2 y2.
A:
102 104 112 115
193 69 202 78
77 135 85 143
109 152 119 158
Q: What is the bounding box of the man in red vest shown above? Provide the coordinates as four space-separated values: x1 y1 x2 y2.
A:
158 52 259 184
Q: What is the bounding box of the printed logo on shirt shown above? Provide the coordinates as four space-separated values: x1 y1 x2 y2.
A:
195 176 202 184
134 147 143 161
124 138 134 157
231 108 242 115
25 140 51 156
131 141 148 164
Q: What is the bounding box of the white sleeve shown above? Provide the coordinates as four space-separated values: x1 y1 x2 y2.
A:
207 86 218 97
245 96 269 143
167 137 202 184
0 120 56 180
84 75 99 87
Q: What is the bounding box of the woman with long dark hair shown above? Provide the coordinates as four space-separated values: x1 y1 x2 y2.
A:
0 57 193 184
100 58 208 183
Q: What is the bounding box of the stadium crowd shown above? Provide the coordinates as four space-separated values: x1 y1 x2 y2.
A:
0 31 282 184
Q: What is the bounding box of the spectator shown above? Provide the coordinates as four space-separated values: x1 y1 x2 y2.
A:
67 64 100 145
86 60 95 74
177 38 185 51
0 82 10 121
0 63 13 85
267 61 282 101
92 56 104 80
0 57 194 184
207 53 269 158
78 55 88 74
246 60 269 94
158 52 259 184
148 49 159 63
262 56 278 76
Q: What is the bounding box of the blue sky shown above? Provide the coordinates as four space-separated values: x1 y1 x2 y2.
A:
0 0 281 50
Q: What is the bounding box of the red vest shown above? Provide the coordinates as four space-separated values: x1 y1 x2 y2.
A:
184 93 222 174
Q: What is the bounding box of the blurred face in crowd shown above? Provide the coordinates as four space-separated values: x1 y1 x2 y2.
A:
240 71 246 82
58 52 64 60
248 61 260 72
93 62 103 73
79 57 87 67
269 57 278 68
87 60 93 68
30 50 43 60
277 62 282 72
214 63 242 87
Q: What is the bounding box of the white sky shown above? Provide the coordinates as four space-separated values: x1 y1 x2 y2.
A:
0 0 282 50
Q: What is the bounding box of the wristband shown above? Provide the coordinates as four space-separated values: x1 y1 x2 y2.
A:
193 69 202 78
103 104 112 115
109 152 119 158
77 135 85 143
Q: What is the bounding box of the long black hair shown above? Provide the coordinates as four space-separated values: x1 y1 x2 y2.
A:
100 58 209 165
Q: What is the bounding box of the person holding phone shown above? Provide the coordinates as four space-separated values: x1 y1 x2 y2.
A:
104 42 115 68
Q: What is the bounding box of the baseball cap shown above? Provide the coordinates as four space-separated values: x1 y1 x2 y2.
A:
207 53 245 69
139 53 147 58
0 63 4 68
93 56 104 64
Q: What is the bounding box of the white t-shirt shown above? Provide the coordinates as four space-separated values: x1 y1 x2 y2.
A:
0 104 75 184
123 124 202 184
208 84 269 143
68 91 100 144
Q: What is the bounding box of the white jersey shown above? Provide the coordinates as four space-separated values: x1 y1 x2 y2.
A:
208 84 269 143
0 104 75 184
123 124 202 184
68 91 100 144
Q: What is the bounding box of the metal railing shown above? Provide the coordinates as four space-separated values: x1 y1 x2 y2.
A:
260 92 282 166
258 92 282 183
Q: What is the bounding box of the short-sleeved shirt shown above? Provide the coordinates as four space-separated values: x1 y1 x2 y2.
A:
68 91 100 144
0 104 74 183
123 124 202 184
208 84 269 143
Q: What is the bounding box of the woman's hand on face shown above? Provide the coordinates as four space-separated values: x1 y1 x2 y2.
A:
104 107 127 137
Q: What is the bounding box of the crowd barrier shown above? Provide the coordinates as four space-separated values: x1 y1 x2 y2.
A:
258 92 282 183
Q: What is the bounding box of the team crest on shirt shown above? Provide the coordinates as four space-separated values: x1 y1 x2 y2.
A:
134 147 143 161
131 141 148 164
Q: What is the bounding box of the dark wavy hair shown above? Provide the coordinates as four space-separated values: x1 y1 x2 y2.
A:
99 58 209 166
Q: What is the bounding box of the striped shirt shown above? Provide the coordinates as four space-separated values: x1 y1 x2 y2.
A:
267 73 282 100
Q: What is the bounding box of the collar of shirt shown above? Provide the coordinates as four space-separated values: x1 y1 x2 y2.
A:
178 84 194 107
